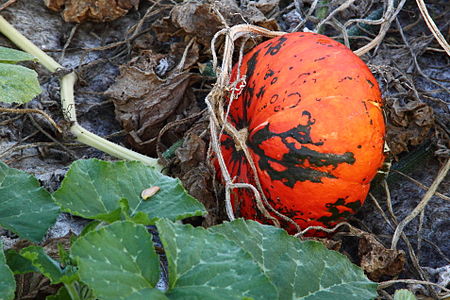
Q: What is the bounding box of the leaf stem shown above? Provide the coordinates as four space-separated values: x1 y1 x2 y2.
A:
0 15 60 72
64 283 81 300
0 15 162 170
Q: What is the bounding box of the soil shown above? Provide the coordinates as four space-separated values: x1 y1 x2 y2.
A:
0 0 448 299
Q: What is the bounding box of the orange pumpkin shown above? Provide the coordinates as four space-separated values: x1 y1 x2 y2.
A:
219 32 385 234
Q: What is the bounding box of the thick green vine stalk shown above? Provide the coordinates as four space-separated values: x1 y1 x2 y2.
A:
0 16 162 171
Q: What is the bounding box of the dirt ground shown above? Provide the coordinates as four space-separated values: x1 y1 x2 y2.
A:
0 0 448 299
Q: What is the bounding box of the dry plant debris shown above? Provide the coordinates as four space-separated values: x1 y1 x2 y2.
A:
105 49 197 154
358 230 406 281
44 0 139 23
152 1 279 50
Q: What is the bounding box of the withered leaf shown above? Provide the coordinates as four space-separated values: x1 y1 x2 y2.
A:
357 231 406 281
385 98 434 156
153 1 279 49
106 50 195 154
248 0 280 15
44 0 139 23
171 2 224 47
175 134 220 227
44 0 65 11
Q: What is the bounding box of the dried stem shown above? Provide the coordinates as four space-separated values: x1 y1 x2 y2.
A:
415 0 450 56
391 159 450 249
0 107 62 133
208 24 302 228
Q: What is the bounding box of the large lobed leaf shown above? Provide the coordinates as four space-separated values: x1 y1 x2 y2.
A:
67 218 377 300
157 219 278 300
53 159 206 224
0 161 60 242
210 219 378 300
70 221 161 300
0 47 41 104
0 241 15 300
20 246 78 284
0 46 36 63
4 248 38 274
0 46 41 104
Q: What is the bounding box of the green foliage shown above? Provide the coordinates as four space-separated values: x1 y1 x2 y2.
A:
46 287 71 300
211 219 378 299
53 159 206 224
0 46 36 63
0 161 60 242
0 46 41 103
0 159 380 299
0 241 15 300
20 246 78 284
71 221 160 300
124 288 169 300
4 249 38 274
394 289 417 300
158 219 278 300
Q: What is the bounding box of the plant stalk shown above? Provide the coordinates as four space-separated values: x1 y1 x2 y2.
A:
64 283 81 300
0 15 162 170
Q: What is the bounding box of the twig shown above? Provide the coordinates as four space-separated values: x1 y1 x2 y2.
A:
354 0 407 56
60 24 79 61
383 180 399 224
316 0 357 32
27 113 78 159
415 0 450 56
391 159 450 249
391 170 450 201
0 0 17 11
294 222 352 238
368 193 395 229
0 142 82 159
372 181 435 291
395 18 450 93
379 279 450 294
0 107 62 133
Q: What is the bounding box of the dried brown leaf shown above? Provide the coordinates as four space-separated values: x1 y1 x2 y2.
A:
44 0 65 11
358 232 406 281
386 98 434 156
248 0 280 15
171 2 224 47
175 134 220 227
106 50 196 154
44 0 139 23
152 1 279 49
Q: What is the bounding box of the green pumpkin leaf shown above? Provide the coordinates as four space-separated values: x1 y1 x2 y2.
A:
0 241 15 300
53 159 206 225
394 289 417 300
45 286 71 300
0 46 36 63
4 249 39 274
20 246 78 284
53 159 206 224
70 221 160 300
0 161 60 242
0 62 41 104
156 219 278 300
124 288 169 300
210 219 378 300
